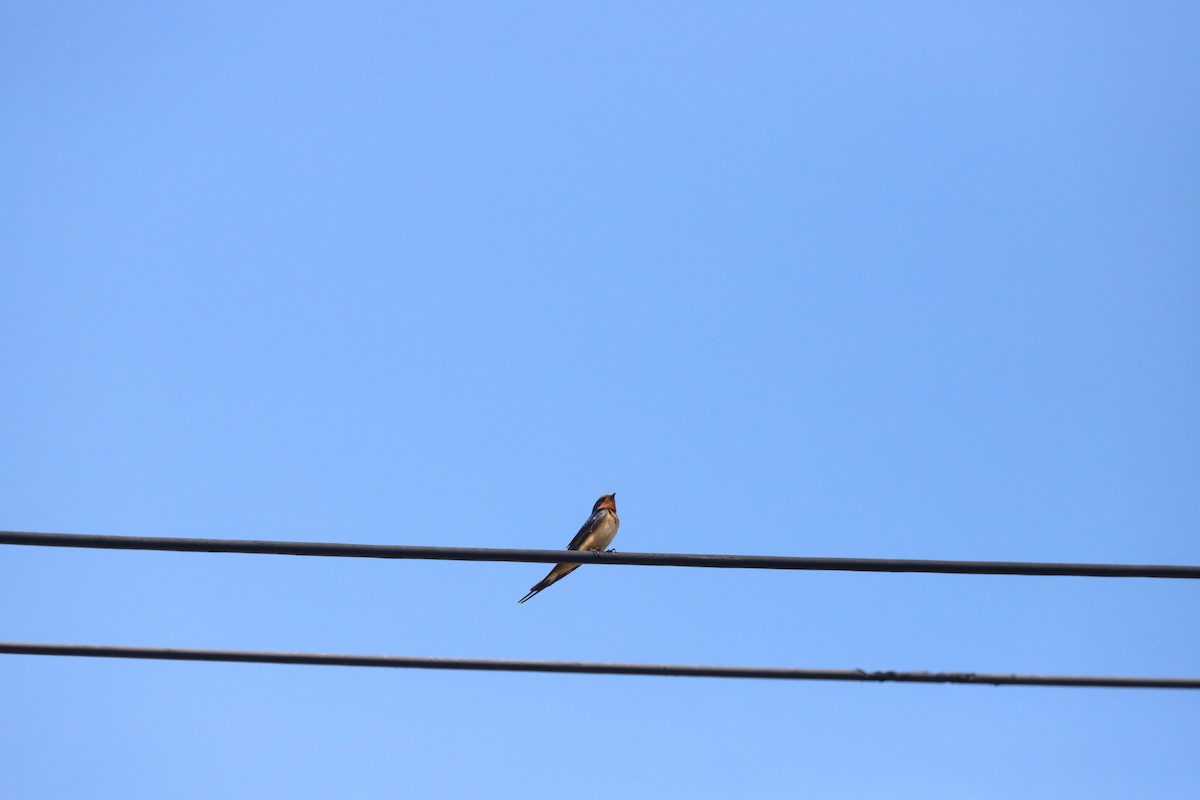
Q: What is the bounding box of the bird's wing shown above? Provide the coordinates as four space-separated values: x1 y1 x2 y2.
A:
565 509 605 551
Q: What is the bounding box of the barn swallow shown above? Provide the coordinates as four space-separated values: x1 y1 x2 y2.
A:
518 493 619 603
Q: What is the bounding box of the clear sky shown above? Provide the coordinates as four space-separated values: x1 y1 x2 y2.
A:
2 3 1198 797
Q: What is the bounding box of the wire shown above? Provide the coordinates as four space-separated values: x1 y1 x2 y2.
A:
1 529 1197 579
1 642 1195 689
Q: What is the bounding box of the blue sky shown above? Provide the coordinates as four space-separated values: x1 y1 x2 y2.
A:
2 3 1198 797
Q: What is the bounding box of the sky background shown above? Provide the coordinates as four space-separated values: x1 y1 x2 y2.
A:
2 3 1198 797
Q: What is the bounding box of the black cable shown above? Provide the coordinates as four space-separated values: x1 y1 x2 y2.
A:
1 642 1195 689
1 529 1197 579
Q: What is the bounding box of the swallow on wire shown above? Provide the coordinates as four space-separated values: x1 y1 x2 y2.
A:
518 493 619 604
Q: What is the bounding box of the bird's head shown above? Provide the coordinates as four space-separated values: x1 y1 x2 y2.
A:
594 493 617 512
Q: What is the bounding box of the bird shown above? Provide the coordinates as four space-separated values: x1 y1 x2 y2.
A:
518 493 619 603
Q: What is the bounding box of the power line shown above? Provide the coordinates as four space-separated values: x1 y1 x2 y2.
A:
1 642 1195 689
2 529 1197 579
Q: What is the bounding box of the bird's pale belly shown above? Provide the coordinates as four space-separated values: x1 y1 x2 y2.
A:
578 514 619 551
